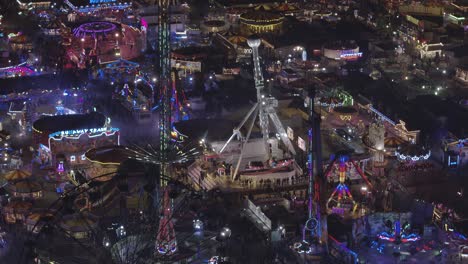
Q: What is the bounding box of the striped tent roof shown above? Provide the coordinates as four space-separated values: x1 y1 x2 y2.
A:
4 169 32 181
254 4 273 11
275 3 298 11
228 35 248 45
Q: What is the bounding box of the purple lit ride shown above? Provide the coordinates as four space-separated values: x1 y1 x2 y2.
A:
0 63 37 78
324 154 373 215
378 220 420 244
73 22 117 38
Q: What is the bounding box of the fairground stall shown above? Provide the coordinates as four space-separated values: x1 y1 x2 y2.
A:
32 112 120 172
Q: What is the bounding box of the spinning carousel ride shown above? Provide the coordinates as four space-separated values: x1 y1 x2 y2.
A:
70 21 142 68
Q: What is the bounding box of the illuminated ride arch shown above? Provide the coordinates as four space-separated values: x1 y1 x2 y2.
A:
324 152 373 217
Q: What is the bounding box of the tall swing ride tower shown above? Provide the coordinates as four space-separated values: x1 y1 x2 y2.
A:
155 0 177 256
158 0 172 181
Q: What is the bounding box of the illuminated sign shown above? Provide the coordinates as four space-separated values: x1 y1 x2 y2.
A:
89 0 116 4
171 59 202 72
340 51 362 60
49 127 119 138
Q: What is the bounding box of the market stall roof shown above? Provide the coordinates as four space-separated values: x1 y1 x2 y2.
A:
33 112 106 134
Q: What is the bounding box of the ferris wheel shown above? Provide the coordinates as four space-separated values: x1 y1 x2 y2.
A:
19 146 215 264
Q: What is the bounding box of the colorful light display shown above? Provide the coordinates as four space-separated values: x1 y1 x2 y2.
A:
46 127 120 151
377 220 420 244
89 0 116 4
395 150 431 162
340 51 363 60
327 156 357 214
73 22 117 38
0 63 37 78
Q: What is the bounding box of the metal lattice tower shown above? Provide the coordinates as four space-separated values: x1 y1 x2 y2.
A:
156 0 178 256
158 0 172 183
247 35 270 154
302 90 324 248
155 188 178 255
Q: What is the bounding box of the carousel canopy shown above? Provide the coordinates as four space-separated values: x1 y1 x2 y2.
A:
59 213 98 232
240 8 283 23
3 169 32 182
254 4 274 11
10 180 42 193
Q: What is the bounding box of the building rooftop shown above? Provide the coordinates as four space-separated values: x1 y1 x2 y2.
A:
33 112 106 134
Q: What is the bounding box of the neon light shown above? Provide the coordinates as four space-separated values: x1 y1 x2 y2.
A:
48 128 119 150
49 127 117 138
73 22 117 38
449 14 465 21
57 162 64 172
90 0 116 3
340 52 362 59
395 150 431 162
